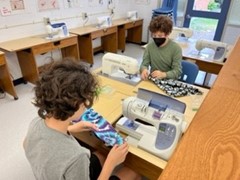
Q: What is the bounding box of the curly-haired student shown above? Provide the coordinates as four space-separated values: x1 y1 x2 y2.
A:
23 59 140 180
140 15 182 80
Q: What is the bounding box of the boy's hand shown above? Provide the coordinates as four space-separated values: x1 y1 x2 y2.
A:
151 70 167 79
106 142 129 167
141 69 149 80
68 121 99 133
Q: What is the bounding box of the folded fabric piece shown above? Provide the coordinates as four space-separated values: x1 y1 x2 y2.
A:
148 76 203 97
73 108 124 146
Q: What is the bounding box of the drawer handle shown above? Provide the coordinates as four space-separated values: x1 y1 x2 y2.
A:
103 28 108 33
54 41 60 46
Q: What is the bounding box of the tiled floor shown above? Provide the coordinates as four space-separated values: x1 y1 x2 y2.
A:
0 43 214 180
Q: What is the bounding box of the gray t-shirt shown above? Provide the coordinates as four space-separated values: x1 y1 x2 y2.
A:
24 117 91 180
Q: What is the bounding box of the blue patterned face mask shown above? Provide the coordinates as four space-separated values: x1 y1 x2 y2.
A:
153 37 166 47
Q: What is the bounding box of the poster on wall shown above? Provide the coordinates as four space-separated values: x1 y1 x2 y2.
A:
38 0 59 11
88 0 103 7
0 0 26 16
135 0 150 5
107 0 115 9
63 0 82 8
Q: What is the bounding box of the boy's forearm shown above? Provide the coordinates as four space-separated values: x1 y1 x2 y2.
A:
67 123 83 133
97 160 114 180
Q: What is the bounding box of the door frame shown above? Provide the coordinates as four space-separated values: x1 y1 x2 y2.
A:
183 0 231 41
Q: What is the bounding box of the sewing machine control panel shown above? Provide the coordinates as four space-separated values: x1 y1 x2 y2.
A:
156 123 176 149
155 108 183 149
214 46 226 60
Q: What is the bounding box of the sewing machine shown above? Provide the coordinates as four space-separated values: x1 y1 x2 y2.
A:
100 53 141 85
127 11 138 21
45 22 69 39
195 39 228 62
169 27 193 40
97 16 112 28
116 88 187 160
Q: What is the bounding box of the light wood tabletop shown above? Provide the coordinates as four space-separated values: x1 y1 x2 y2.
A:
0 34 79 84
69 18 143 35
0 34 78 52
159 37 240 180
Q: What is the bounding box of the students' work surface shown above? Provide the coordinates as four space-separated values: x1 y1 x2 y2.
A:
112 18 143 26
94 68 137 96
92 90 127 124
70 24 117 35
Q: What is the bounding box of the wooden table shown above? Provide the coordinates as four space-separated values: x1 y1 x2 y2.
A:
70 24 118 66
0 51 18 99
0 34 79 84
73 71 209 180
114 18 143 52
70 18 143 65
178 38 225 75
159 38 240 180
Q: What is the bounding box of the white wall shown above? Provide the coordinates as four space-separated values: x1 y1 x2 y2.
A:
129 0 159 43
0 0 131 79
222 0 240 45
1 0 240 80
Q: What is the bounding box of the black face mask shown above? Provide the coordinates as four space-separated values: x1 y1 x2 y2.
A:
153 38 166 47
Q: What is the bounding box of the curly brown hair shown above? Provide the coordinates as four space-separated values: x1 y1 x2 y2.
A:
149 15 173 35
34 59 100 121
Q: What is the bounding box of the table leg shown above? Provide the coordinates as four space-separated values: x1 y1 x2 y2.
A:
102 33 118 53
0 65 18 100
78 35 94 65
126 25 142 44
117 25 126 52
61 44 80 61
17 50 38 84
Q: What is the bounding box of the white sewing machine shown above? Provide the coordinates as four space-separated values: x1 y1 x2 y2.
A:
101 53 141 85
116 88 187 160
169 27 193 40
127 11 138 21
195 39 228 62
97 16 112 28
45 22 69 39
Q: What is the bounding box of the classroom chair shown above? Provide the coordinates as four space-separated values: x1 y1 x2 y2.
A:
179 60 199 84
152 0 178 25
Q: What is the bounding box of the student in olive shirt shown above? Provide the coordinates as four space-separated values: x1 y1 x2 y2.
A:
140 15 182 80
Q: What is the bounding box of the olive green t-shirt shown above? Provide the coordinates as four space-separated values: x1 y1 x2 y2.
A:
140 39 182 79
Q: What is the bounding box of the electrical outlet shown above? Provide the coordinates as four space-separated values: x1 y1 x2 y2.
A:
110 9 114 16
82 12 88 20
43 17 50 25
